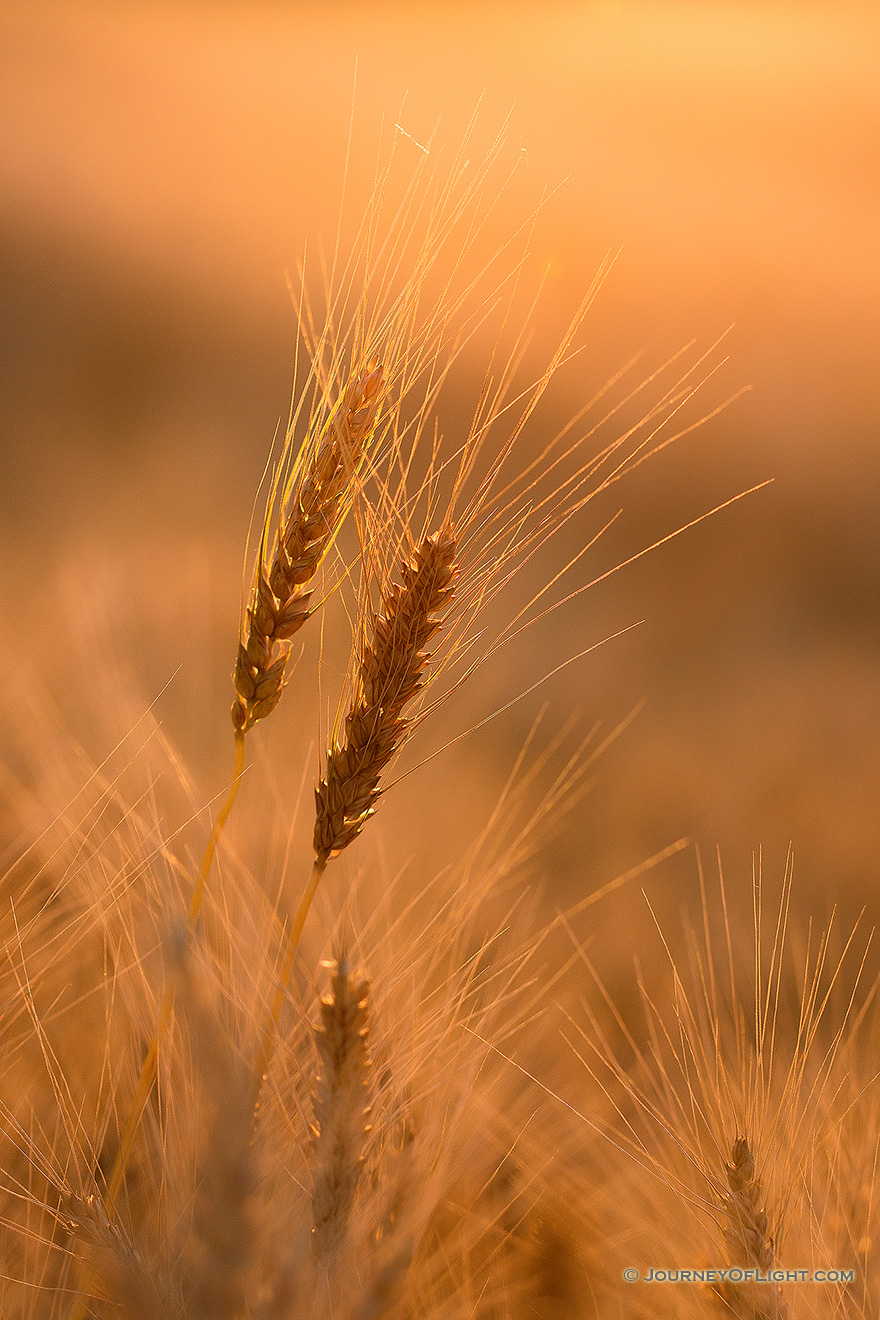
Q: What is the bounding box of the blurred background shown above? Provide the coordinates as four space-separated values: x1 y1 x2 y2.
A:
1 0 878 971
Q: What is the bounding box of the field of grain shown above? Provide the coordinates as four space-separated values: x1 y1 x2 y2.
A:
1 3 878 1316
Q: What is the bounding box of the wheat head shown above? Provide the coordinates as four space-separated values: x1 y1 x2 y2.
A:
233 359 385 734
717 1135 787 1320
313 525 457 863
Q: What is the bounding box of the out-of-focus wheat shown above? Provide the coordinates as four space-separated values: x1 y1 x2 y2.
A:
311 955 373 1260
566 858 878 1318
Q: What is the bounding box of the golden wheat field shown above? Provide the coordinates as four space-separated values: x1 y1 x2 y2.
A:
1 2 879 1316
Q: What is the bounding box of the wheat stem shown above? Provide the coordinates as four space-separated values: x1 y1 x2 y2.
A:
252 858 327 1100
191 730 248 922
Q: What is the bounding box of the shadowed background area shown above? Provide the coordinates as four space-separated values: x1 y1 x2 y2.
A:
1 0 878 969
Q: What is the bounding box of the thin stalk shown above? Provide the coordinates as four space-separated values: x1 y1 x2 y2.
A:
252 858 327 1105
190 731 247 925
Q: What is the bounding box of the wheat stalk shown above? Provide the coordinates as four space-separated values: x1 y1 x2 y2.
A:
724 1136 774 1272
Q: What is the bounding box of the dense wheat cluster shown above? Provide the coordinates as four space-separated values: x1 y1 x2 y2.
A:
0 127 876 1320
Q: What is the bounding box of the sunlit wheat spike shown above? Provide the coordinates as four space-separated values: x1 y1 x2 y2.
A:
719 1135 787 1320
725 1136 772 1271
313 526 457 862
310 955 373 1260
232 359 385 734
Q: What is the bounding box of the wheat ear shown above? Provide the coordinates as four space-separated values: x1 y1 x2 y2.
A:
253 528 457 1090
232 359 385 734
314 524 457 861
718 1136 787 1320
310 955 372 1260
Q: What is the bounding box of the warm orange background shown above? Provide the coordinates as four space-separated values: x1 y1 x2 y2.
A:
1 1 878 956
